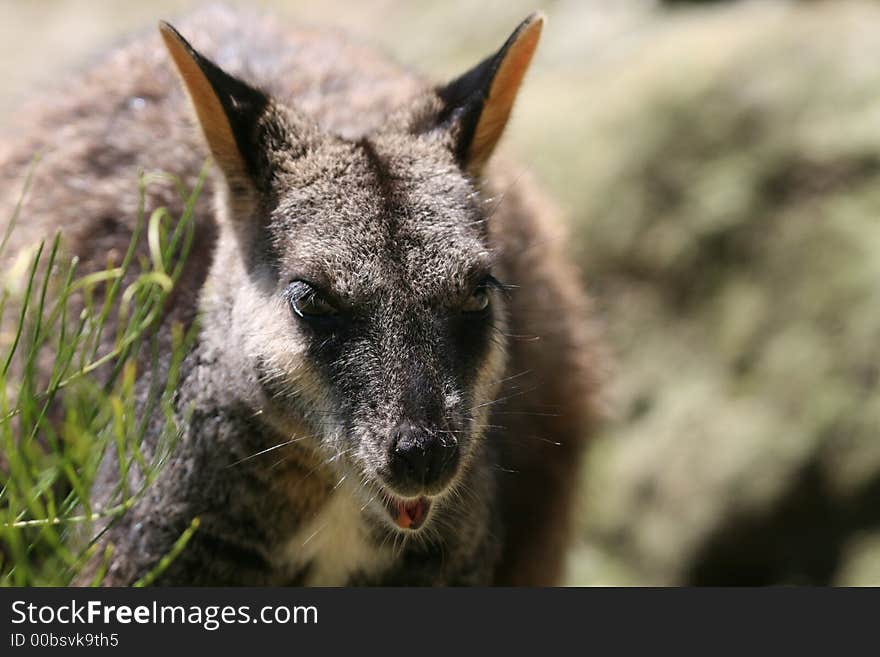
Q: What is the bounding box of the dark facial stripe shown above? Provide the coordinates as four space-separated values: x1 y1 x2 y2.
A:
356 137 397 220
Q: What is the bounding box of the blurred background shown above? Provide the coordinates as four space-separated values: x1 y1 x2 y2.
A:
2 0 879 585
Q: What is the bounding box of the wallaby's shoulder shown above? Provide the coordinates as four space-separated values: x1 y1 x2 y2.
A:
4 4 427 144
485 160 608 584
150 6 429 136
0 5 428 302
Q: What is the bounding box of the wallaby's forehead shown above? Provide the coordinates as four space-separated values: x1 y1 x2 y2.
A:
268 138 492 298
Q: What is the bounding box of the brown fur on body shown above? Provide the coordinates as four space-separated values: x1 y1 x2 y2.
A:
0 6 604 586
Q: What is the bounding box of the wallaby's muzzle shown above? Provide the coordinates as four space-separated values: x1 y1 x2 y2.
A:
387 420 460 495
371 420 460 531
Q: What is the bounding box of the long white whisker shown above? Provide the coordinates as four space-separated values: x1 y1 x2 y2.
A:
225 434 310 467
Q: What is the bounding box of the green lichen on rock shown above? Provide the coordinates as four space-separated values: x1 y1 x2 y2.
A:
529 0 880 584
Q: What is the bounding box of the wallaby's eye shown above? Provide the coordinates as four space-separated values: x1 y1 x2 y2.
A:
462 289 490 313
462 280 494 314
287 281 338 320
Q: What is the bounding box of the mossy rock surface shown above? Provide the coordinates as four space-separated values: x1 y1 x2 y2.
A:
537 0 880 584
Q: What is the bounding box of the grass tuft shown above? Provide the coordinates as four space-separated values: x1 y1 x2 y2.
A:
0 162 208 586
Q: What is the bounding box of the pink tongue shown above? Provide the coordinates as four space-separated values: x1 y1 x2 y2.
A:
395 500 425 529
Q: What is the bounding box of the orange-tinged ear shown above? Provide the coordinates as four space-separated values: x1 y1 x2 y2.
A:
159 21 268 183
470 14 543 172
435 13 544 175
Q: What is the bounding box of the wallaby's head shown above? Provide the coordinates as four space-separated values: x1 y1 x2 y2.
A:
160 14 543 532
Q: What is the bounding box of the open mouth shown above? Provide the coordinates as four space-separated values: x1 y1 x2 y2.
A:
383 496 432 530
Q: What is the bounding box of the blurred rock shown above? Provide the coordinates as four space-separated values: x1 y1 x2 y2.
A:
835 531 880 585
545 0 880 584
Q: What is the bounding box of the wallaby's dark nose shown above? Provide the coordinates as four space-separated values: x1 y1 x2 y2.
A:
388 421 459 493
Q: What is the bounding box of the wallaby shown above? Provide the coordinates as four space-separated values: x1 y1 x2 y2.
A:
0 6 604 585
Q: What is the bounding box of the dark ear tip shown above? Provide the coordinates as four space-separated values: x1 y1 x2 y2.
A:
524 10 546 26
159 20 201 62
519 11 545 32
158 20 187 46
505 12 544 51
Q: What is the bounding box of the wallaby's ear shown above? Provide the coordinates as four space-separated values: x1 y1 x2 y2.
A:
159 21 269 185
435 12 544 176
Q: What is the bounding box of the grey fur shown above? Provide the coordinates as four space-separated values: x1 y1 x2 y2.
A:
0 6 605 586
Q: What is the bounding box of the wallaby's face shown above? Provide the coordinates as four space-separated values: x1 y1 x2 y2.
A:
161 14 542 532
253 134 507 529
